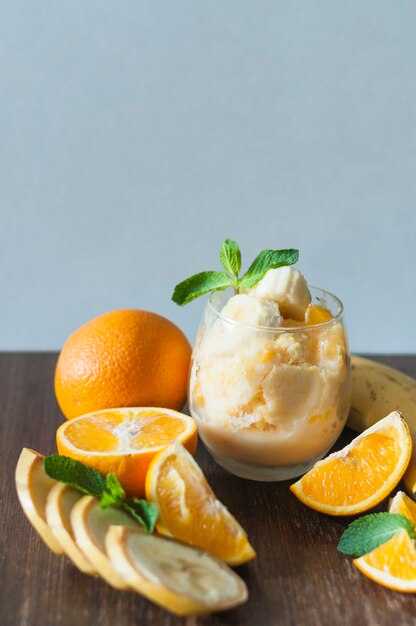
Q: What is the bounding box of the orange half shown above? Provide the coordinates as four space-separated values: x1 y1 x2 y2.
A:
145 441 256 566
56 407 197 496
354 530 416 592
290 411 412 515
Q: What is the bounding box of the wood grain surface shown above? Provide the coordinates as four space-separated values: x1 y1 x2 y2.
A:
1 353 416 626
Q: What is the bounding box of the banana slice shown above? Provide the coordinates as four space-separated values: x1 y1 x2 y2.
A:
71 495 140 589
246 266 311 321
15 448 64 554
106 526 248 616
46 483 96 574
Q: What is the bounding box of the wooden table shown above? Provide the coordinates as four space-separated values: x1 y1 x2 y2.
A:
2 353 416 626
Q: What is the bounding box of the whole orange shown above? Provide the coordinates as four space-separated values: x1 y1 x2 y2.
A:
54 309 191 419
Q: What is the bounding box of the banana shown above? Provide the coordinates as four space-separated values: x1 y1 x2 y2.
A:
348 355 416 497
16 448 248 616
15 448 64 554
221 293 283 327
46 483 96 574
106 526 248 616
70 495 139 589
245 266 311 321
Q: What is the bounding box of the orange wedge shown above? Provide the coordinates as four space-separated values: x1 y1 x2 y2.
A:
388 491 416 525
290 411 412 515
145 441 255 566
56 407 197 496
354 530 416 592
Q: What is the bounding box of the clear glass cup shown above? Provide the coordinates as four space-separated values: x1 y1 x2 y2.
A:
189 287 351 481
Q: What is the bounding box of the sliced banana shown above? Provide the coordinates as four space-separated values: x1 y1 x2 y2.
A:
246 266 311 321
106 526 248 616
46 483 96 574
15 448 64 554
71 495 140 589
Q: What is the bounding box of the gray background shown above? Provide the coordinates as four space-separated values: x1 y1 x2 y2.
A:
1 1 415 352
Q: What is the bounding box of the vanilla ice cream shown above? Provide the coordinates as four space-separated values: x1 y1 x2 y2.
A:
189 270 350 480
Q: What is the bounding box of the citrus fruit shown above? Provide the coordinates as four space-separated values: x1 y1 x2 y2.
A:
55 309 191 420
290 411 412 515
56 407 197 496
106 526 248 616
305 304 333 325
15 448 64 554
46 483 96 574
145 441 256 565
354 530 416 592
388 490 416 525
71 495 140 589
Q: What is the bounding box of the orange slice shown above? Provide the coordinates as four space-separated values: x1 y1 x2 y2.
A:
354 530 416 592
145 441 256 566
290 411 412 515
56 407 197 496
388 491 416 525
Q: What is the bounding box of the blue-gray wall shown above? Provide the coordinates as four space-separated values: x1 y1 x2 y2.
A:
1 1 415 352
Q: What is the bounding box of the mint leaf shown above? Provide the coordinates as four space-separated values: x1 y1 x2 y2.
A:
106 473 126 500
220 239 241 280
44 455 158 533
123 498 159 533
172 242 300 305
337 513 416 557
44 455 107 497
239 249 299 289
172 271 232 306
100 473 126 508
99 491 118 508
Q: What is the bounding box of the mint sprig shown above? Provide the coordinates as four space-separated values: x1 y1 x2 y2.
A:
337 512 416 557
172 238 299 306
44 455 158 533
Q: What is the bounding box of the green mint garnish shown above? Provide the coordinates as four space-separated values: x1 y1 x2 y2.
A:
44 455 158 533
238 248 299 289
99 472 127 508
44 455 107 497
172 271 232 306
219 238 242 284
123 497 160 531
337 512 416 557
172 238 299 306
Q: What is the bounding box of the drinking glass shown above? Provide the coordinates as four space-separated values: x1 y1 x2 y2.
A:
189 287 351 481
